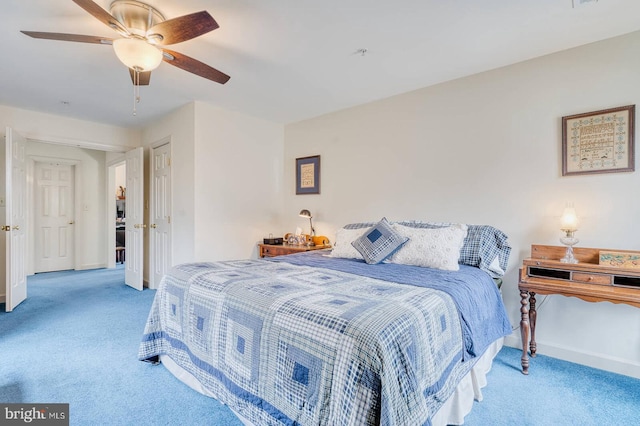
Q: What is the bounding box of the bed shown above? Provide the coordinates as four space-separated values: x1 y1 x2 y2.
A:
139 219 512 425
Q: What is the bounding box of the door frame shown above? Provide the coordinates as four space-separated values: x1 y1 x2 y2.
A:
26 156 82 275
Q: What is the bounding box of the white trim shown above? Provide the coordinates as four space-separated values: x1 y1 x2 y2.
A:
25 134 135 153
76 263 107 270
504 335 640 379
150 136 171 150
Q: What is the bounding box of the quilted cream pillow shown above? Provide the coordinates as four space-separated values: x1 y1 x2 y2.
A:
329 227 367 259
388 223 468 270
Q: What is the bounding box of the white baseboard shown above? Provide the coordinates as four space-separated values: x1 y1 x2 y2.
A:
504 335 640 379
76 263 107 270
0 294 5 303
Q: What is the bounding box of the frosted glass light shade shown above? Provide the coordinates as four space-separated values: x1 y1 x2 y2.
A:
560 206 578 231
113 38 163 71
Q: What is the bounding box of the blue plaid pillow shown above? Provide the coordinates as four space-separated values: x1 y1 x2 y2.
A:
351 218 409 264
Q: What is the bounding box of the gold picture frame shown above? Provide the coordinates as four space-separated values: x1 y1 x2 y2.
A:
562 105 635 176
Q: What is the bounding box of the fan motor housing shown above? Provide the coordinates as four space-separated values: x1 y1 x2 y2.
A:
109 0 165 36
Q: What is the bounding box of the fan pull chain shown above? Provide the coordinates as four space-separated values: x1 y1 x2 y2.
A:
132 67 142 116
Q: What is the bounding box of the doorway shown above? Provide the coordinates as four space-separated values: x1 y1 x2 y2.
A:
115 163 126 265
107 160 126 270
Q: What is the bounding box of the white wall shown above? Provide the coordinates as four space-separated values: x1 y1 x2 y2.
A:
193 101 285 261
140 101 285 268
0 104 139 149
283 31 640 377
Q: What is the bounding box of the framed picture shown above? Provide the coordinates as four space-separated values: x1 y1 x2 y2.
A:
296 155 320 194
562 105 635 176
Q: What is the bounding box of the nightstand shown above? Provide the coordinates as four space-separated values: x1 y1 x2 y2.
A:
518 244 640 375
258 243 331 258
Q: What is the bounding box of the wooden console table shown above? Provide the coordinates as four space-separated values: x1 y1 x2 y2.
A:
518 244 640 375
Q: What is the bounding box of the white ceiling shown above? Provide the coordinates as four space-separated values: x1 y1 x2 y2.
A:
1 0 639 129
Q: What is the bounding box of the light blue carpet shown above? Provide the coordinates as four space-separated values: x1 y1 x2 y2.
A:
0 266 242 426
464 346 640 425
1 266 639 425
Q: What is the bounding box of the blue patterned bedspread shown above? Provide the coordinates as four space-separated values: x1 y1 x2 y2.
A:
139 257 511 425
270 251 512 361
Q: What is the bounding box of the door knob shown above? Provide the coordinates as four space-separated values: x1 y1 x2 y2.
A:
12 225 19 231
150 224 157 229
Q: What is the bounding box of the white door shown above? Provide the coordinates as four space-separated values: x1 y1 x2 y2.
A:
150 143 172 288
125 147 144 290
4 127 28 312
34 163 75 273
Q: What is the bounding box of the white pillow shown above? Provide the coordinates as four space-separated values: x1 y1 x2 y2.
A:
388 223 468 271
329 227 367 260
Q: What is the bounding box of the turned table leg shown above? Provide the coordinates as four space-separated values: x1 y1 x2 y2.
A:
529 292 537 357
519 289 530 375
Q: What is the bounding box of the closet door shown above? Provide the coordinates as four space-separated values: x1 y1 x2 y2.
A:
34 162 75 273
150 142 171 289
125 147 144 291
4 127 27 311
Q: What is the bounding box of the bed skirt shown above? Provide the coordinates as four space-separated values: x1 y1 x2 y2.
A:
159 337 503 426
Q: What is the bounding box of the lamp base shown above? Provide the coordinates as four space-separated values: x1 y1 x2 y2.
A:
559 236 579 264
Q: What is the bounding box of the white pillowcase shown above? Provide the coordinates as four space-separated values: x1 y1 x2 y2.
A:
388 223 468 271
329 227 367 260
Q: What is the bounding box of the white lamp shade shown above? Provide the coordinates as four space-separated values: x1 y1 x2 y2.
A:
560 206 579 231
113 38 163 71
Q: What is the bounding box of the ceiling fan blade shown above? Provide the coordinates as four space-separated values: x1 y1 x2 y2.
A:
148 11 219 46
21 31 113 45
129 69 151 86
162 49 230 84
72 0 129 35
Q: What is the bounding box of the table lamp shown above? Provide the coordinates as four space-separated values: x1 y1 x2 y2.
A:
299 209 316 236
560 205 579 264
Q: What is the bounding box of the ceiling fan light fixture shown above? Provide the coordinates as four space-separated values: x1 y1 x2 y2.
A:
112 38 162 71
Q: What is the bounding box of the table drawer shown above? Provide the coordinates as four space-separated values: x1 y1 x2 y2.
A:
261 246 293 257
572 272 612 286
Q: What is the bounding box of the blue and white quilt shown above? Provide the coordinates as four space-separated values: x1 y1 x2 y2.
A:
139 255 511 425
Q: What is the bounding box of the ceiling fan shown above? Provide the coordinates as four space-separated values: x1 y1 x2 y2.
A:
21 0 230 87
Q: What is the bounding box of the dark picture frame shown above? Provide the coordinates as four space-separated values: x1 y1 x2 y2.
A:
562 105 635 176
296 155 320 194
